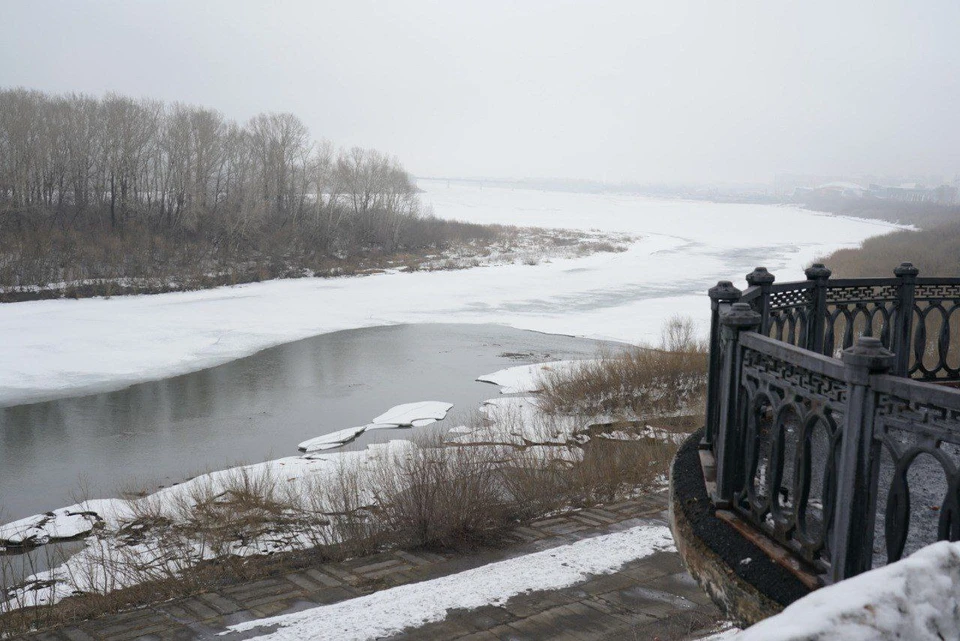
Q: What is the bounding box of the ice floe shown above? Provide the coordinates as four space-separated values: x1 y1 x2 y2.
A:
476 360 589 394
0 507 101 547
370 401 453 427
297 401 454 453
298 425 371 452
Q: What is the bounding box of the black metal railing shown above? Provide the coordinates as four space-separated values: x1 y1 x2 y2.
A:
704 263 960 584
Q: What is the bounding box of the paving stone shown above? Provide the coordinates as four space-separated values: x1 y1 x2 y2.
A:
507 607 593 641
354 558 404 574
394 550 434 566
578 508 619 523
304 567 343 586
319 564 362 584
570 513 606 527
285 571 327 592
360 561 413 579
457 632 502 641
100 622 174 641
198 591 242 615
514 526 545 540
459 605 515 631
178 598 219 620
578 571 639 596
643 572 717 607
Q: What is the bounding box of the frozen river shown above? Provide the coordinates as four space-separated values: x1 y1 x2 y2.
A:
0 184 901 520
0 182 901 408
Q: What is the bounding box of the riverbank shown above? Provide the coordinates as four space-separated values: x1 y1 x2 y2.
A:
0 226 632 303
1 348 704 636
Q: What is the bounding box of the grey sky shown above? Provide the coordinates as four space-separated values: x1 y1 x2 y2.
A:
2 0 958 184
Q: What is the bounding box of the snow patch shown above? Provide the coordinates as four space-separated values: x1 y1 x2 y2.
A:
739 540 960 641
223 523 676 640
476 360 589 394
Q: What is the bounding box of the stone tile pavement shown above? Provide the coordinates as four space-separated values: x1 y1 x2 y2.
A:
16 492 723 641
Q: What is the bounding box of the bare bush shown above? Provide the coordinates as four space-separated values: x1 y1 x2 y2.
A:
538 347 707 419
375 435 512 548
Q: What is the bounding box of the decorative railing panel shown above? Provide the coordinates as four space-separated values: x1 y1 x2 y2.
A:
910 279 960 380
734 332 847 572
766 282 813 348
870 375 960 566
705 263 960 586
822 278 900 358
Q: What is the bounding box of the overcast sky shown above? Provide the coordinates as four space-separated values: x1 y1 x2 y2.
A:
2 0 958 184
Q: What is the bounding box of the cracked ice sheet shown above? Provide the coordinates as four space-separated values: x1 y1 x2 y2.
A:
298 425 371 452
369 401 453 427
223 523 676 641
0 507 101 545
299 401 452 452
476 360 594 394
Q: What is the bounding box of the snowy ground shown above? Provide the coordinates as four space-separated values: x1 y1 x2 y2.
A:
0 183 900 407
223 523 676 641
735 539 960 641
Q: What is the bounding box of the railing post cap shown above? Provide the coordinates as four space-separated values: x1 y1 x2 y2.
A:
805 263 832 281
720 302 762 328
746 267 775 286
842 336 895 373
708 280 742 301
894 262 920 278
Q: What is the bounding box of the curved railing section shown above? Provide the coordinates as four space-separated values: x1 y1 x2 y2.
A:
704 263 960 585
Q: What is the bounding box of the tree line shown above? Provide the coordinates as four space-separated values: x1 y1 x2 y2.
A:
0 88 496 298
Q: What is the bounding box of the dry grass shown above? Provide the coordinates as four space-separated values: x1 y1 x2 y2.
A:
539 317 707 419
817 219 960 278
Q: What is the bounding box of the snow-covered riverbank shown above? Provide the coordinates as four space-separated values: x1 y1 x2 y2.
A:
0 184 900 407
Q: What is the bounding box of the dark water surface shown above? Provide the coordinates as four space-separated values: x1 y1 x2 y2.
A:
1 324 613 521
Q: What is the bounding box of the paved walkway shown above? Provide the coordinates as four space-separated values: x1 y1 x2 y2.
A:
17 493 723 641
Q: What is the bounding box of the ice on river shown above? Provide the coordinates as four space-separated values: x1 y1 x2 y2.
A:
298 425 371 452
298 401 454 452
369 401 453 427
476 360 590 394
0 507 101 547
0 182 902 406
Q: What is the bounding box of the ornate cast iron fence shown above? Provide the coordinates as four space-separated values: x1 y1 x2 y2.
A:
704 263 960 584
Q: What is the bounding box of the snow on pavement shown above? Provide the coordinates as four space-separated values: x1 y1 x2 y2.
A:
0 184 900 407
223 523 676 641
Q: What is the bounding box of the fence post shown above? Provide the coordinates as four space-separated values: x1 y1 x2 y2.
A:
891 262 919 377
831 337 894 582
746 267 776 334
805 263 832 354
703 280 742 450
714 302 762 507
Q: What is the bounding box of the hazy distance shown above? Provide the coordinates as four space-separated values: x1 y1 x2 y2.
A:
2 0 958 184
